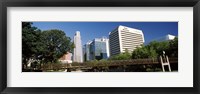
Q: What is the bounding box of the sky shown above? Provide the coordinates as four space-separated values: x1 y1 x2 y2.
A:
32 22 178 45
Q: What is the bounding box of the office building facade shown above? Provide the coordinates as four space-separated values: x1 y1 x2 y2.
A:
85 37 110 61
109 25 145 56
73 31 83 63
84 40 93 61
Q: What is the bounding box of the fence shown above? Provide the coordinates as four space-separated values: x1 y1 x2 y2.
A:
40 58 178 71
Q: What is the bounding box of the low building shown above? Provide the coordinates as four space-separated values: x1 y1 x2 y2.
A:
59 52 72 63
152 34 176 42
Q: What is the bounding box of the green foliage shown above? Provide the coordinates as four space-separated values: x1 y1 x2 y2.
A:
41 61 63 71
22 22 32 28
81 59 98 67
149 41 169 55
132 45 158 59
71 42 75 49
132 45 148 59
99 59 108 62
109 50 132 60
71 62 81 66
41 29 73 63
168 37 178 57
22 22 42 69
132 37 178 59
22 22 73 70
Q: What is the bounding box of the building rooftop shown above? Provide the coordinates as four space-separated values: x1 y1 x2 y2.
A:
154 34 176 42
146 34 176 45
93 37 109 42
118 25 143 35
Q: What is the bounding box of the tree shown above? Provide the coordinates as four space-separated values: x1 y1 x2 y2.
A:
147 41 170 56
132 37 178 59
168 37 178 57
22 23 74 70
40 29 73 64
132 45 149 59
22 22 42 69
148 47 158 58
109 49 132 60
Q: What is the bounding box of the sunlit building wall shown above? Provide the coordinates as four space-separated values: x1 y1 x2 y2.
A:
109 25 145 56
73 31 83 63
59 52 72 63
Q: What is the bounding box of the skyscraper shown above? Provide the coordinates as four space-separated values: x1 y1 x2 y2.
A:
109 25 145 56
84 40 92 61
84 37 110 61
90 37 110 60
73 31 83 63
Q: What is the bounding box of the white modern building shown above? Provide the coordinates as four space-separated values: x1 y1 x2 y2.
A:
109 25 145 56
73 31 83 63
151 34 176 42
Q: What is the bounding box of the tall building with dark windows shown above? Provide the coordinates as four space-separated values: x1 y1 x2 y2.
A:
85 37 109 61
109 25 145 56
84 40 92 61
73 31 83 63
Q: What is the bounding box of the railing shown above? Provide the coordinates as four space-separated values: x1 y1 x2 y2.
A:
71 58 178 67
41 58 178 71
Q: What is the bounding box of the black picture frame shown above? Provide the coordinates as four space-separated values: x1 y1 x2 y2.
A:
0 0 199 94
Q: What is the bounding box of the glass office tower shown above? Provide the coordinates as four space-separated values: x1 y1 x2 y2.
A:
85 37 109 61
